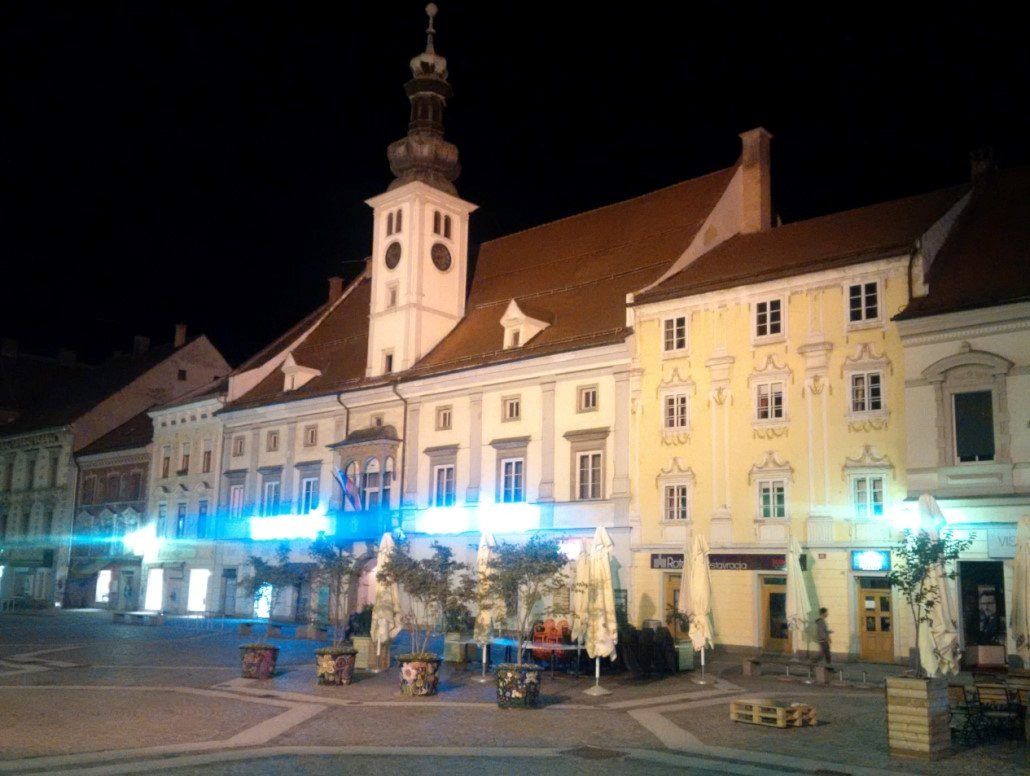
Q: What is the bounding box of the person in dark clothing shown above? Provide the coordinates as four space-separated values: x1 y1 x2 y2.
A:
815 607 832 667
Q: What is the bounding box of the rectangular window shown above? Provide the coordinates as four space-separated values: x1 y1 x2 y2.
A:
303 425 318 447
266 430 279 452
232 436 245 457
161 446 171 478
755 299 782 338
500 457 524 503
758 480 787 518
663 316 687 352
49 455 59 487
576 451 602 500
436 406 453 430
664 484 688 521
383 352 394 374
848 282 879 323
503 396 521 422
82 476 95 504
663 393 689 429
262 480 280 516
510 330 521 347
202 440 212 473
578 386 598 412
301 477 319 513
179 444 190 474
176 503 187 538
755 382 785 420
228 485 244 519
953 391 995 462
850 372 883 413
433 464 456 507
387 283 398 308
197 500 208 539
852 476 885 519
157 503 168 537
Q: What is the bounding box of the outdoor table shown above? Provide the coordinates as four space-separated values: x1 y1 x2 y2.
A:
488 637 582 680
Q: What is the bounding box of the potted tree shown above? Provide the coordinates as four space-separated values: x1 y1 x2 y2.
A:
443 595 476 663
377 541 469 696
241 542 307 636
309 533 360 685
482 534 570 708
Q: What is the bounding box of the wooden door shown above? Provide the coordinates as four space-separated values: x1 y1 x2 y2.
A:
858 579 893 663
762 576 789 652
665 574 689 641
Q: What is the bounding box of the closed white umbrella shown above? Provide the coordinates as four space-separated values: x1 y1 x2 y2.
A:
785 535 812 654
916 496 960 678
1011 516 1030 665
370 532 402 671
473 532 502 683
570 541 590 644
686 533 714 683
583 526 617 696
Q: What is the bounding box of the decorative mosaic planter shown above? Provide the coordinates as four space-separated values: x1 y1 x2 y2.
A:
239 644 279 680
495 663 541 708
316 647 358 685
398 655 441 697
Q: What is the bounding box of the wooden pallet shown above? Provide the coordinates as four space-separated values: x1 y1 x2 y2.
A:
730 699 817 728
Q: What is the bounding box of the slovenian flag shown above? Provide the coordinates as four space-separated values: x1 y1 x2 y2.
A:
333 468 361 511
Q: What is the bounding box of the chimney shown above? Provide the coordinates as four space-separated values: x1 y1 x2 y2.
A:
328 276 344 304
1 338 16 357
57 348 77 366
174 323 187 348
739 127 773 233
132 335 150 356
970 147 995 181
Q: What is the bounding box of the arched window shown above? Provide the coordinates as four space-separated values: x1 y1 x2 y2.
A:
363 458 381 510
395 209 403 232
82 476 96 505
443 215 452 239
386 212 394 236
383 457 395 509
433 211 441 235
344 460 360 511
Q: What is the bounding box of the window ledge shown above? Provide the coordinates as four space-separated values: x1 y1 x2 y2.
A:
661 348 689 360
845 318 885 332
751 334 786 347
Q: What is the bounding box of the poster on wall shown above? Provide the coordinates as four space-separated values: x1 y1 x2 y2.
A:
977 584 1004 645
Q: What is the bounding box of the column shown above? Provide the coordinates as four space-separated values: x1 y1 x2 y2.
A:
538 382 555 501
402 402 420 508
466 392 482 503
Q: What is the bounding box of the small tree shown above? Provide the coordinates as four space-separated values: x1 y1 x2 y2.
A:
309 534 365 646
483 534 570 665
242 542 307 620
377 541 470 658
886 528 973 676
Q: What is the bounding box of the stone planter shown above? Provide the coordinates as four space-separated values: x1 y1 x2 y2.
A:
239 644 279 680
315 646 358 685
495 663 542 708
398 655 441 697
353 635 390 670
885 676 951 760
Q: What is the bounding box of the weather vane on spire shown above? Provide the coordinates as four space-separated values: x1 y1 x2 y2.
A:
425 3 438 54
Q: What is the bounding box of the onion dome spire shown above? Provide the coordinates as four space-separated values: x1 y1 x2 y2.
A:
386 3 461 195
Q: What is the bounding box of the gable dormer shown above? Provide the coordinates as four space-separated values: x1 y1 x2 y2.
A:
500 299 552 350
281 352 321 392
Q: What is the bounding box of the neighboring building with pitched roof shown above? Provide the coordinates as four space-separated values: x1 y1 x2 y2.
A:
0 328 229 608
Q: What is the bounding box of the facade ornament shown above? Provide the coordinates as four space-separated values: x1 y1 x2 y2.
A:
747 450 794 483
753 426 788 440
841 444 894 478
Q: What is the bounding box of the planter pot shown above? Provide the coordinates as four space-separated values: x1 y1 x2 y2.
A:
495 663 542 708
316 647 358 685
399 655 441 697
443 631 471 663
885 676 951 760
240 644 279 679
353 636 390 670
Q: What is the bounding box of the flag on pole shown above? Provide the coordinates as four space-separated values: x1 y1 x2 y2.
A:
333 467 361 511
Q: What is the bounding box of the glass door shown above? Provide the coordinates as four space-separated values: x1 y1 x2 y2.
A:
858 577 893 663
763 576 788 652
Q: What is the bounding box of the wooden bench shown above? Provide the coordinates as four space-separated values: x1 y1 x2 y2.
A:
112 611 164 626
731 698 817 728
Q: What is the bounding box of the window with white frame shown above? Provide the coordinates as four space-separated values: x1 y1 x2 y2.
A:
301 477 320 513
383 457 394 508
157 503 168 537
663 392 689 429
197 500 208 539
850 371 883 413
179 444 190 473
262 480 280 516
503 395 521 422
436 405 452 430
664 484 689 521
576 451 602 500
757 479 787 519
386 282 398 309
662 316 687 352
266 430 279 452
848 281 879 324
754 298 783 338
228 485 244 519
500 457 524 503
578 385 598 412
362 460 381 510
433 464 455 507
201 439 212 473
161 446 171 478
851 475 884 519
176 503 187 538
754 381 785 421
953 390 995 462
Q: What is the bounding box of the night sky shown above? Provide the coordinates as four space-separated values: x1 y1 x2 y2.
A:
2 2 1027 365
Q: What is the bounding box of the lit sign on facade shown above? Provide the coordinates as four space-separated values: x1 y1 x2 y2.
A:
851 549 891 572
249 514 335 541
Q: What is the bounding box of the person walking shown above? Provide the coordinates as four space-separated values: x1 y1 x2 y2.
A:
815 607 832 668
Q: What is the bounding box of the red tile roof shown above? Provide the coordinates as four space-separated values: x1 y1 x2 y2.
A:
76 409 154 457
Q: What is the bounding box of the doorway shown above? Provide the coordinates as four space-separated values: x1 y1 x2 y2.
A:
221 569 237 616
857 577 894 663
665 573 689 641
762 576 788 652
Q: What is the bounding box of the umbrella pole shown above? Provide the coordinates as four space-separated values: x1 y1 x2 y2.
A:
473 643 491 684
692 645 712 685
370 640 384 674
582 656 612 696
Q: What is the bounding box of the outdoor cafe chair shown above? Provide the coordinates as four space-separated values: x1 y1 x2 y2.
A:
947 684 984 745
975 683 1021 739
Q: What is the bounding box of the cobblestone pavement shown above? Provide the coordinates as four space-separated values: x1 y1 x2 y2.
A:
0 610 1025 775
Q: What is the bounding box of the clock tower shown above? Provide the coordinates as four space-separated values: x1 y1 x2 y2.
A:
365 4 477 378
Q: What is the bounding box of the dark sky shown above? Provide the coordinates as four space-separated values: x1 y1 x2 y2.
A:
2 2 1027 365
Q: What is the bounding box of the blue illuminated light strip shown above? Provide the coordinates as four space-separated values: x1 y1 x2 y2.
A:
249 514 335 540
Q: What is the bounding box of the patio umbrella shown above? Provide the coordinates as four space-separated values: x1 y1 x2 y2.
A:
370 532 402 670
583 526 617 696
570 541 590 644
1009 515 1030 665
685 533 714 683
785 535 812 654
473 532 502 682
916 498 960 678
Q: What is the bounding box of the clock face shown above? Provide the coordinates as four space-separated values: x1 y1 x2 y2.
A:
384 241 401 270
431 242 452 271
